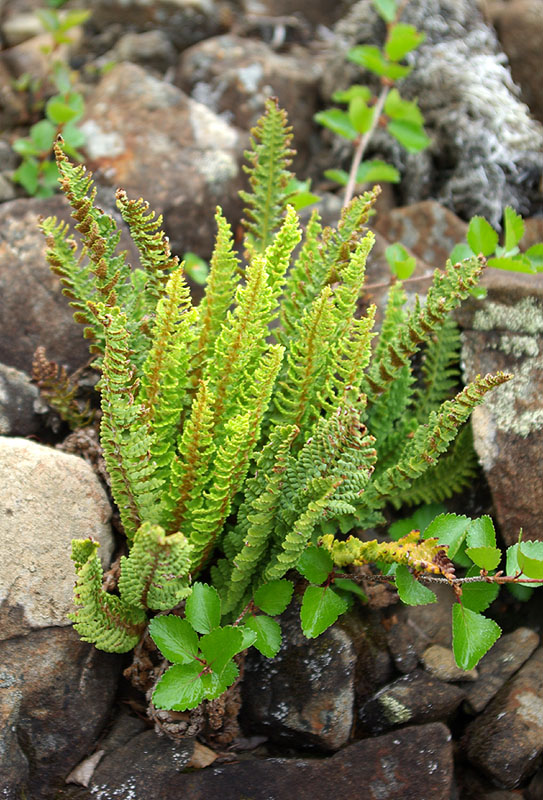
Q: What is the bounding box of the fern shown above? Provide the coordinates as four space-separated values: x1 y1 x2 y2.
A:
42 102 513 698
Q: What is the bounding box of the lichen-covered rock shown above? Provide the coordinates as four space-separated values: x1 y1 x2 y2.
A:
0 437 114 639
459 276 543 544
80 62 246 258
464 647 543 788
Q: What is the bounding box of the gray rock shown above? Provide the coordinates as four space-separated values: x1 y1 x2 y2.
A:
84 723 454 800
101 29 177 73
0 627 121 800
463 627 540 713
422 645 478 683
459 282 543 544
80 62 246 258
0 193 141 373
0 437 114 639
0 363 41 436
358 669 465 735
242 602 357 751
464 647 543 788
177 34 321 169
1 11 43 46
322 0 543 225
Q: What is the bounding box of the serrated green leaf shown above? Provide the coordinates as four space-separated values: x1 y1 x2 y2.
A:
465 546 501 571
356 160 400 184
149 615 199 665
290 190 320 211
12 159 39 195
332 85 373 103
385 24 425 62
450 242 474 263
424 513 471 560
298 545 333 585
314 109 358 141
506 582 534 602
395 564 437 606
52 61 72 94
201 661 239 700
372 0 398 22
387 119 430 152
385 242 416 279
12 138 40 158
199 626 244 676
466 216 499 257
152 663 204 710
461 566 500 612
240 626 258 649
300 585 348 639
46 97 79 125
61 121 86 149
324 168 349 187
503 206 525 253
254 579 294 616
384 88 424 125
185 582 221 634
389 503 447 541
58 9 92 31
333 577 368 602
348 96 374 134
183 252 209 285
244 615 282 657
452 604 501 670
506 543 533 586
526 244 543 271
347 46 411 80
466 516 496 549
487 255 535 274
36 8 60 31
29 119 57 152
518 541 543 580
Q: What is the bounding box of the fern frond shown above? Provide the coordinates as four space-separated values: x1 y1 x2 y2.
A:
90 302 161 538
262 204 302 304
415 316 461 421
32 346 94 429
69 539 146 652
361 371 511 510
240 97 295 255
320 530 451 576
280 209 324 341
362 256 485 403
118 523 193 611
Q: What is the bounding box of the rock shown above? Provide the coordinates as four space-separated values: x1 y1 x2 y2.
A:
339 610 394 704
373 200 468 270
242 602 357 751
357 669 465 735
459 284 543 544
422 645 478 683
464 647 543 788
176 34 321 169
463 627 540 713
0 363 42 436
323 0 543 226
102 30 177 73
0 627 121 800
1 11 43 46
527 768 543 800
0 59 27 128
240 0 357 28
88 0 225 51
80 62 246 258
0 193 141 373
84 723 454 799
0 437 114 639
492 0 543 124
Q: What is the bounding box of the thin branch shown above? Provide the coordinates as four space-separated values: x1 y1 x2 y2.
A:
343 84 390 208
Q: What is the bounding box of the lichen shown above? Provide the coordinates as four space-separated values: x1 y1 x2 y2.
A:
473 297 543 335
379 695 411 725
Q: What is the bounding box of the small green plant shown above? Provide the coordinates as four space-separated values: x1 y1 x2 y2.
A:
11 5 90 197
41 100 542 716
315 0 429 206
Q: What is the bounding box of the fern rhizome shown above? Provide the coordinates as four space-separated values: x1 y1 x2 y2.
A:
41 99 510 710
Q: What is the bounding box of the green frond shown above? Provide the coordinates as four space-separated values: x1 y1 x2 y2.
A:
362 256 485 403
118 523 193 611
361 371 511 510
320 530 450 576
90 302 161 538
415 316 461 421
280 209 324 341
191 207 239 385
69 539 146 653
240 97 295 255
262 204 302 304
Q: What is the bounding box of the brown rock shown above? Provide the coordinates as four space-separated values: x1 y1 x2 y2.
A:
0 627 121 800
0 193 141 373
465 647 543 788
86 723 454 800
0 363 41 436
492 0 543 124
177 34 321 169
80 62 246 258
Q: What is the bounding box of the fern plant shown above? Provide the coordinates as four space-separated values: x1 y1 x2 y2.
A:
40 99 542 717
